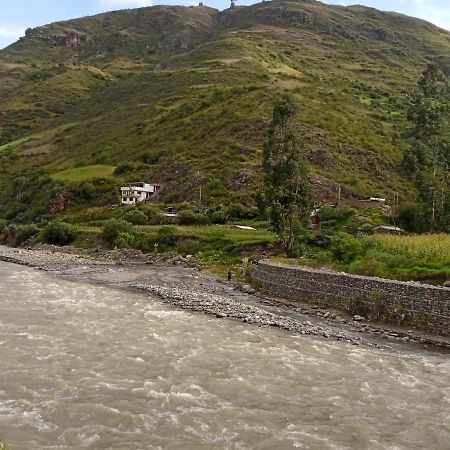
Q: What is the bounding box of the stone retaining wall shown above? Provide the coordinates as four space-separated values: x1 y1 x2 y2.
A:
252 261 450 336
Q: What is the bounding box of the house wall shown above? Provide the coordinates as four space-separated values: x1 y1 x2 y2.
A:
120 185 160 204
252 261 450 336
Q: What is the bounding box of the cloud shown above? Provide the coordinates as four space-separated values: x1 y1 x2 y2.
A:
98 0 153 8
0 26 25 39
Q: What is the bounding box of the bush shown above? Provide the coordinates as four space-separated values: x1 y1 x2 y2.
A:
305 232 332 248
318 206 356 222
141 152 161 165
102 219 133 246
331 233 363 263
179 209 209 225
42 222 76 246
0 219 7 232
123 208 148 225
113 163 135 175
113 232 135 249
226 203 257 220
141 206 163 225
15 224 39 246
176 239 203 255
395 202 419 232
210 209 226 224
156 226 178 246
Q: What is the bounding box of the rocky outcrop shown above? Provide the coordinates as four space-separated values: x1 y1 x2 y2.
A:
65 31 82 47
51 193 70 213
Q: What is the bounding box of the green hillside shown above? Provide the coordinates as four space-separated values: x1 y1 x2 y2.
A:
1 0 449 222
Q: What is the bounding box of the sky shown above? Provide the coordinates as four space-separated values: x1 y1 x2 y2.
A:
1 0 449 50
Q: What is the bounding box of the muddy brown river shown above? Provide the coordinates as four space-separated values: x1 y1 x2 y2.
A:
0 262 449 449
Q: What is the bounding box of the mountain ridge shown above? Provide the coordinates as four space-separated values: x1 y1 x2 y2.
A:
0 0 449 221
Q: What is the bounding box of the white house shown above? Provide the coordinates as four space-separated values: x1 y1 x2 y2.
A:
120 183 161 205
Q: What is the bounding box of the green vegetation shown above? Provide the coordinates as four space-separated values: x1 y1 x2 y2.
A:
262 94 311 254
402 63 450 232
100 221 276 265
102 219 133 247
1 1 450 223
51 165 116 182
0 136 31 153
15 224 39 245
0 2 448 284
41 222 76 246
351 234 450 281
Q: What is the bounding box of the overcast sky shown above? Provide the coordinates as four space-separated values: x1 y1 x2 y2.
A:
1 0 449 50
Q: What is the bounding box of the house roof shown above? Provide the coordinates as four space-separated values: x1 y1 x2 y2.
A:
374 225 403 232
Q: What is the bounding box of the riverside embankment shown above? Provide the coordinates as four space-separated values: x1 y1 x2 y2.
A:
0 245 449 350
253 260 450 336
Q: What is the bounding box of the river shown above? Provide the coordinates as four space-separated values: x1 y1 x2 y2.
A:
0 261 449 449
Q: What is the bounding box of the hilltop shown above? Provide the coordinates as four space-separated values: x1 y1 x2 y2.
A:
1 0 450 221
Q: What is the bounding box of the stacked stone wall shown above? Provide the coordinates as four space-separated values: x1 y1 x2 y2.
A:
252 261 450 335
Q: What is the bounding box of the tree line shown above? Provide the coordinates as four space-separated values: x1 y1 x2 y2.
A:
262 63 449 255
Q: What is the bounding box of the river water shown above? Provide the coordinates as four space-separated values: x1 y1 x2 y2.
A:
0 262 449 450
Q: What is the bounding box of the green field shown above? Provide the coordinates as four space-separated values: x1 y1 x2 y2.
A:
0 136 31 153
350 234 450 281
135 224 277 246
51 165 116 182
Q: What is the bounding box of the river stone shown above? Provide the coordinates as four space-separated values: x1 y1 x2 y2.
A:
353 315 365 321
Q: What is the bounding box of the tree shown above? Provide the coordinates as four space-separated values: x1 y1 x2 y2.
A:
262 95 312 254
404 63 450 231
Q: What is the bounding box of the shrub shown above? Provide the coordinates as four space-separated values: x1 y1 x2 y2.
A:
176 239 203 255
395 202 419 232
204 180 228 198
226 203 257 220
305 232 332 248
15 224 39 246
0 219 7 232
42 222 76 246
102 219 133 246
210 209 226 224
179 209 209 225
318 206 356 222
141 206 163 225
113 163 135 175
141 152 161 165
113 232 135 249
123 208 148 225
156 226 178 246
331 233 363 263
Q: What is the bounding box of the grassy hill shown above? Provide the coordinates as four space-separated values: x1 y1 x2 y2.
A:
1 0 450 222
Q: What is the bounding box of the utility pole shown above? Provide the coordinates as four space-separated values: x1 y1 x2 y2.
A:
393 191 399 208
197 171 202 209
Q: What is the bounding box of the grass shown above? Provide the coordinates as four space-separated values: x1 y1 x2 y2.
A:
136 224 277 245
365 234 450 262
51 165 116 182
0 136 31 153
346 233 450 282
1 1 449 221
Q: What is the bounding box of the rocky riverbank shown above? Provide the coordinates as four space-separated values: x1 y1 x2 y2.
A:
0 245 449 351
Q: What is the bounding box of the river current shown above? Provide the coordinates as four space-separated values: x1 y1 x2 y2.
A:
0 261 449 449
